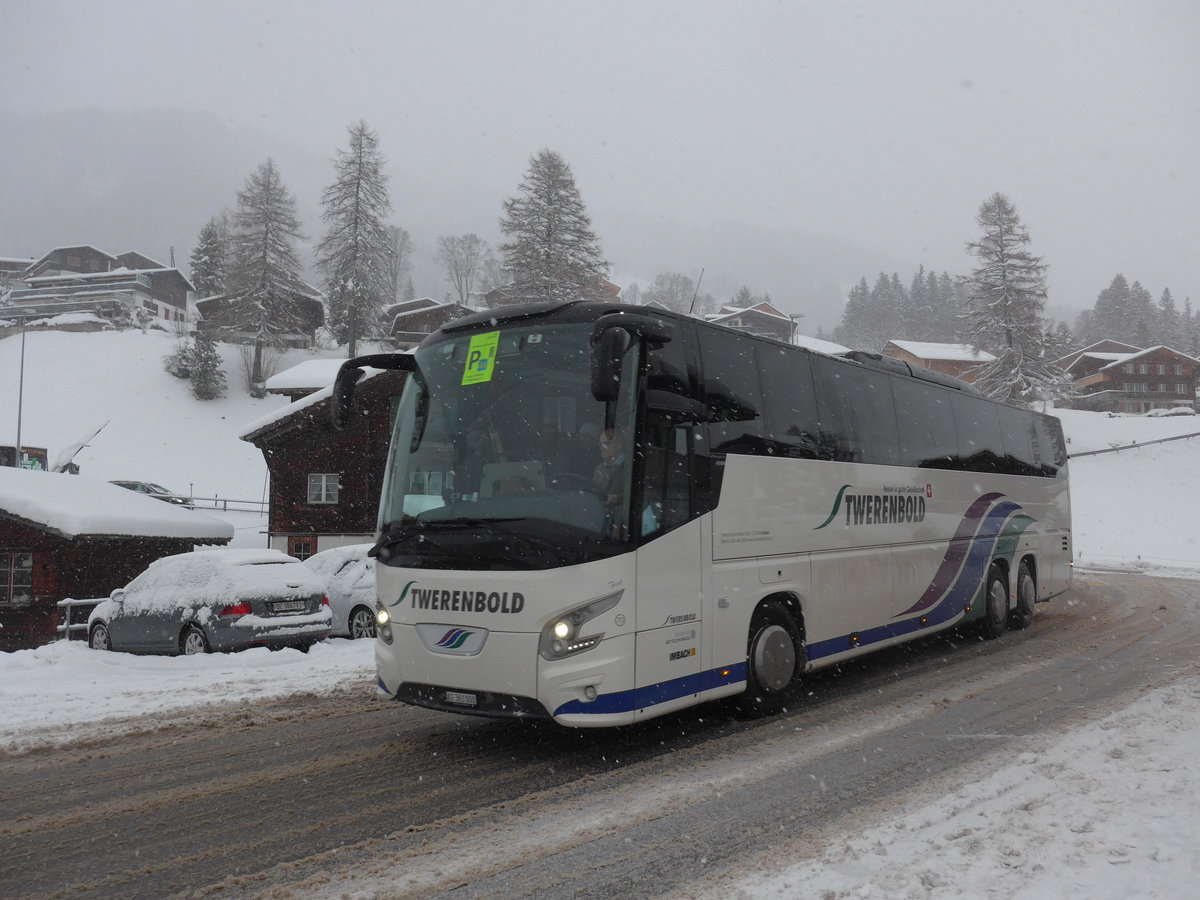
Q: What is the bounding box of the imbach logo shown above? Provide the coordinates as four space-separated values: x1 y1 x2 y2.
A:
389 580 526 614
815 484 927 529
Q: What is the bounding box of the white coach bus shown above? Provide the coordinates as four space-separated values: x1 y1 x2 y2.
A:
332 301 1071 727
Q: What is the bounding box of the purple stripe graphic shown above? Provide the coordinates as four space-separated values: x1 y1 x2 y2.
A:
896 491 1004 616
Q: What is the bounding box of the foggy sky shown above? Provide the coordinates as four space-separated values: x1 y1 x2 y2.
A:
2 0 1197 324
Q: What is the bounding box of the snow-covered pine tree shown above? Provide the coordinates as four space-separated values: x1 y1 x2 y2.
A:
1128 280 1155 346
498 149 609 305
732 286 754 307
384 226 414 308
1156 288 1180 347
833 277 871 348
316 121 393 358
190 333 226 400
436 234 490 307
189 214 230 299
1183 297 1198 355
226 158 306 391
1093 274 1131 342
963 192 1067 405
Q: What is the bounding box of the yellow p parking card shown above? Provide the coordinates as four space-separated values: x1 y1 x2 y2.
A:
462 331 500 385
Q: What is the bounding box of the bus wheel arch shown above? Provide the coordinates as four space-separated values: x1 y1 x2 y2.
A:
1009 556 1037 630
736 595 806 717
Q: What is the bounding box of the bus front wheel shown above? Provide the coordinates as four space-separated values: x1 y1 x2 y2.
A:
736 600 805 717
981 564 1009 639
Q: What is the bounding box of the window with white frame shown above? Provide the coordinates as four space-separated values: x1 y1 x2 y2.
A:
1177 384 1187 394
307 473 340 504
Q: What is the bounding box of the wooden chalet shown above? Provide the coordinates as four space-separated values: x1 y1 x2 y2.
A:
0 469 232 650
883 340 996 384
385 298 472 349
1053 340 1142 373
1061 345 1200 414
195 286 325 348
706 301 798 343
240 368 408 560
6 245 194 326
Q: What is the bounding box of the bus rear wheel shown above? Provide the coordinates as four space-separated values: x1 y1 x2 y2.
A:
1009 560 1036 630
736 600 805 717
980 564 1009 639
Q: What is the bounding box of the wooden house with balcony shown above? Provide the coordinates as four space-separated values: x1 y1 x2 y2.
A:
1062 345 1200 414
6 246 194 326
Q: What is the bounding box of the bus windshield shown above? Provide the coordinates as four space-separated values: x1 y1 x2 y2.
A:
376 323 638 570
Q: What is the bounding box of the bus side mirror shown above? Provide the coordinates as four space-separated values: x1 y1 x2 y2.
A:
589 316 673 402
590 327 632 402
331 353 416 431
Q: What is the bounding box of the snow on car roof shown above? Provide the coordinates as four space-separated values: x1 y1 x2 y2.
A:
0 468 233 541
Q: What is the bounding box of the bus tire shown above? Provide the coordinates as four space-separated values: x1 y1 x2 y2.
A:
736 599 805 717
1009 559 1036 630
981 564 1009 639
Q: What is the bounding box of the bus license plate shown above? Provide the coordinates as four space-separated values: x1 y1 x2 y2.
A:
445 690 478 707
271 600 306 613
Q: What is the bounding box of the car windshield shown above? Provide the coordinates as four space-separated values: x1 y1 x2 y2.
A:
377 323 638 570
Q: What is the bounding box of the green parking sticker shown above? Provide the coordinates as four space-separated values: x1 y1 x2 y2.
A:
462 331 500 385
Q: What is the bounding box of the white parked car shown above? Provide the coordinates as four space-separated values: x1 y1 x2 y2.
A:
88 548 332 655
302 544 378 639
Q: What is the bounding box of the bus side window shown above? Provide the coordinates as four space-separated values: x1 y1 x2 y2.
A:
996 403 1038 476
756 345 823 458
698 329 765 454
812 357 900 466
951 393 1006 473
892 377 957 469
1033 413 1066 476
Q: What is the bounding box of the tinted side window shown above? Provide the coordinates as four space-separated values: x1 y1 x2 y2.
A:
997 404 1038 476
952 394 1006 473
1033 413 1067 475
756 344 824 459
699 329 765 453
646 331 690 396
892 378 958 468
813 358 900 466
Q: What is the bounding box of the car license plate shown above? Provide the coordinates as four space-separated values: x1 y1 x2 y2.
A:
444 690 478 707
272 600 306 613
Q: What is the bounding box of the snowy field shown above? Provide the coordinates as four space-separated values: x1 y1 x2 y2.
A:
3 329 1200 896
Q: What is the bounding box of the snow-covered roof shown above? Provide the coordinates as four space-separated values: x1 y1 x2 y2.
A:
0 468 233 541
888 340 995 362
795 334 850 355
1097 345 1200 370
708 304 792 324
240 366 392 440
265 358 353 392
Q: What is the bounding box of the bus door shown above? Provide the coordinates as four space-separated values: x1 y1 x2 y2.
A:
633 347 704 712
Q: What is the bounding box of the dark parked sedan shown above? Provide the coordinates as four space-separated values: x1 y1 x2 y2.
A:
87 549 332 655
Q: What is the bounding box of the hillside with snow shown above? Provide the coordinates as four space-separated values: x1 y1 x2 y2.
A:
0 327 347 502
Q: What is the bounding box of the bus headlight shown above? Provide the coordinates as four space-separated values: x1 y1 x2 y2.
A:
376 604 394 644
539 590 622 661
